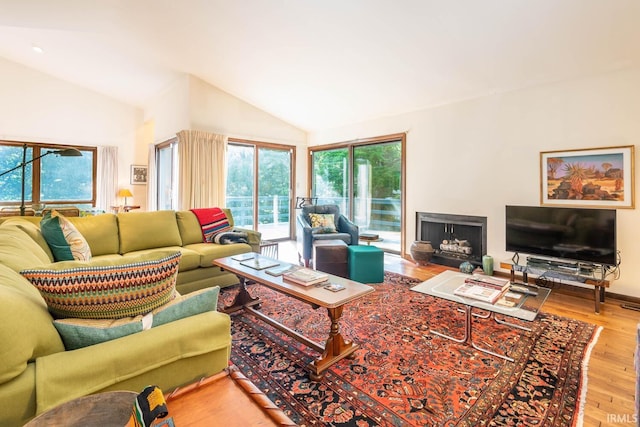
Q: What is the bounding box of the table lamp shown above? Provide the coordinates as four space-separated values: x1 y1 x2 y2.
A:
118 188 133 206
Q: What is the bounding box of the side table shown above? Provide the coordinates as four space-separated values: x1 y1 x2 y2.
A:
24 391 136 426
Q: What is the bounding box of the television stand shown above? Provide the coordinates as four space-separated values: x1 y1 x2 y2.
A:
500 255 610 314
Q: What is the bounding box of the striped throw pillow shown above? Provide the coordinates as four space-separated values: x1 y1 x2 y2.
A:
21 251 181 319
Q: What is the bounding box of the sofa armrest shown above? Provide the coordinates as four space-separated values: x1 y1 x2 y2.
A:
35 311 231 414
233 227 261 252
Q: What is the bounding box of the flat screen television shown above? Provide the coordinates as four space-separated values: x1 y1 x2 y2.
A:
505 205 617 266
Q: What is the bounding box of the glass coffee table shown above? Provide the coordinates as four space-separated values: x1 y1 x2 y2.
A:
411 270 551 361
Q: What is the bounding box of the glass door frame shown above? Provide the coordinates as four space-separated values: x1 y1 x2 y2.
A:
228 138 297 241
307 133 406 256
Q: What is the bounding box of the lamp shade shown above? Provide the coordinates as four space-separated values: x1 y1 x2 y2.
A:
118 189 133 198
55 148 83 157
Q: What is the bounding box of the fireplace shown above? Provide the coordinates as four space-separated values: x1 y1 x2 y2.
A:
416 212 487 267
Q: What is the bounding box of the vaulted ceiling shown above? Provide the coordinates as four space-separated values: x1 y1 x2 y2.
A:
1 0 638 131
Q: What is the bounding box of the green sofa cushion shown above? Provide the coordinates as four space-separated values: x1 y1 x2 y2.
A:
0 225 51 272
176 210 206 245
0 218 53 261
20 251 181 319
183 242 253 268
0 273 64 384
122 247 201 271
118 210 182 254
68 213 120 256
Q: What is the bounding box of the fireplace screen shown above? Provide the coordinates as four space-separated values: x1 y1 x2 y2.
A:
416 212 487 267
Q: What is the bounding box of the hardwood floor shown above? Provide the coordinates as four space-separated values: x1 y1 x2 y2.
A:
276 242 637 426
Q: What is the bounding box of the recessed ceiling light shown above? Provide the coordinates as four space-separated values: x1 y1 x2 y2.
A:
32 45 44 54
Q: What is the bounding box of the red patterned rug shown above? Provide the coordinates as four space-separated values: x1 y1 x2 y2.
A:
219 272 601 426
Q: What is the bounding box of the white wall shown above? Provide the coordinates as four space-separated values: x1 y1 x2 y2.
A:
310 66 640 298
142 75 191 144
143 75 308 199
0 57 143 202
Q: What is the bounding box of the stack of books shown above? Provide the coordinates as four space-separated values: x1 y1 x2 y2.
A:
282 268 329 287
453 275 510 304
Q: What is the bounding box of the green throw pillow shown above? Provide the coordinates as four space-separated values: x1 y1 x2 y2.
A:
54 212 92 261
21 251 181 319
52 287 219 350
40 211 74 261
152 287 220 328
53 316 145 351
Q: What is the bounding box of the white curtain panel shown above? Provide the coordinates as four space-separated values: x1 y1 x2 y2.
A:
147 144 157 211
96 146 118 212
176 130 227 210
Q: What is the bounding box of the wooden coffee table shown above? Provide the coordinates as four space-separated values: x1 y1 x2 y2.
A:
214 254 375 381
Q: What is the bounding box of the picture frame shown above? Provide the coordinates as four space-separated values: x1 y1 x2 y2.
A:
130 165 148 185
540 145 635 208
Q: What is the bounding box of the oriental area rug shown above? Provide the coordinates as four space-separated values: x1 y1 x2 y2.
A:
218 272 601 426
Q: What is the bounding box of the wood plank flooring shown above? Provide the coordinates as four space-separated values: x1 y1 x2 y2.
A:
275 242 638 426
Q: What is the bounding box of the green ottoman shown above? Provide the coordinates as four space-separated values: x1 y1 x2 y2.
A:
348 245 384 283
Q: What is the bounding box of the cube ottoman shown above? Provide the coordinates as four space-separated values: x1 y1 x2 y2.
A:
313 239 348 278
348 245 384 283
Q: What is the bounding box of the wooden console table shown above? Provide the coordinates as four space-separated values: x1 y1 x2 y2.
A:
500 259 610 314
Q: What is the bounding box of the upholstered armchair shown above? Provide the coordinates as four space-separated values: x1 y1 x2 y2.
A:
296 204 359 267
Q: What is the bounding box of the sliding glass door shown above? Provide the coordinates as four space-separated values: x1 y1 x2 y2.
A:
311 136 404 254
310 147 350 216
226 141 294 240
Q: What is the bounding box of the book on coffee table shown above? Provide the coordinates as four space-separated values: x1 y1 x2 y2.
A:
453 281 506 304
239 258 280 270
282 268 329 286
232 253 255 261
265 264 297 276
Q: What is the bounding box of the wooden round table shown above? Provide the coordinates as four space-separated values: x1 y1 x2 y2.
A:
24 391 137 427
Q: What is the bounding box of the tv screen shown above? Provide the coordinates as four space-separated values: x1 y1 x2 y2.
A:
505 205 617 266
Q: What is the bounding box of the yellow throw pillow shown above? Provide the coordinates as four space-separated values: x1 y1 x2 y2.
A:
308 213 337 234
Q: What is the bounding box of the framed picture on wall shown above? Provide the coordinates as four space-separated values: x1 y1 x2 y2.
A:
540 145 635 208
130 165 148 185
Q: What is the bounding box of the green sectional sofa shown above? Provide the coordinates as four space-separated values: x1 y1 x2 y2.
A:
0 209 260 426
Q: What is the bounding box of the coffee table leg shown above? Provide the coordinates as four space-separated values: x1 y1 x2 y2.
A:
308 305 359 381
431 306 515 362
430 305 471 344
223 277 261 314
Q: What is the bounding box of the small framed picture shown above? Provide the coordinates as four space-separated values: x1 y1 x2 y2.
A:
130 165 148 185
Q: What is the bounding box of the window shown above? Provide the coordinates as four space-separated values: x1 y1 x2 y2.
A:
0 141 96 210
310 134 405 254
155 139 178 210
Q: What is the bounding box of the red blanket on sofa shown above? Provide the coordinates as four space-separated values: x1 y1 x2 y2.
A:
190 208 231 242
